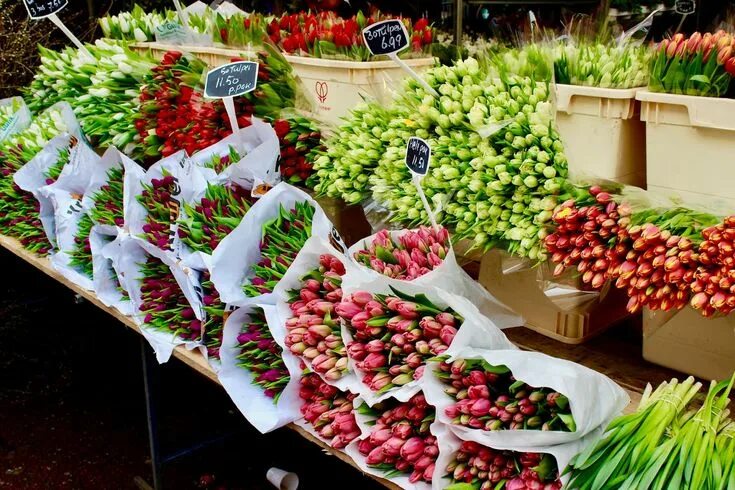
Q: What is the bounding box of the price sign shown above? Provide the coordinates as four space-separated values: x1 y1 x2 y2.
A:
675 0 696 15
204 61 259 99
362 19 409 56
405 137 438 229
23 0 67 19
405 137 431 176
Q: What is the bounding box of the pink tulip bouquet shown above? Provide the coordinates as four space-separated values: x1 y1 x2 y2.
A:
201 273 226 360
355 393 438 484
138 172 179 252
437 359 575 433
444 440 562 490
298 372 360 449
284 253 348 381
352 226 450 281
337 287 463 394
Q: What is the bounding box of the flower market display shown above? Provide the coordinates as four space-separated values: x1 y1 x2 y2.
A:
5 5 735 489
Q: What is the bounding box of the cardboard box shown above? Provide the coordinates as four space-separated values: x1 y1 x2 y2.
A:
478 250 630 344
643 306 735 380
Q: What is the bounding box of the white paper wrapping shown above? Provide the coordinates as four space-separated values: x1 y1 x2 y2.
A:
422 348 629 447
210 182 335 307
94 227 134 315
217 304 303 433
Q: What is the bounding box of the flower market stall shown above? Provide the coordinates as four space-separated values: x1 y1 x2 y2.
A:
3 1 735 489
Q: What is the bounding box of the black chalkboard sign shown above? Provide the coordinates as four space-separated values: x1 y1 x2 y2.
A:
675 0 696 14
405 137 431 176
23 0 68 19
362 19 409 56
204 61 259 99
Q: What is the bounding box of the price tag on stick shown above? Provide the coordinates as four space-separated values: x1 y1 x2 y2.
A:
204 61 259 150
362 20 439 98
405 137 438 230
23 0 94 61
675 0 696 15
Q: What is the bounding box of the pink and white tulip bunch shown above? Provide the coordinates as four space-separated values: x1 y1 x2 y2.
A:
446 440 562 490
285 254 349 381
298 372 360 449
337 288 463 393
353 226 450 280
356 393 438 484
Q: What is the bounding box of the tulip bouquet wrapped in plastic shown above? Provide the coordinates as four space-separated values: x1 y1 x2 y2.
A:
423 348 629 447
650 31 735 97
218 304 303 433
347 393 439 487
296 371 361 449
0 97 31 143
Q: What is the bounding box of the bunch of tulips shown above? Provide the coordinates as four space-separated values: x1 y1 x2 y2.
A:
98 5 173 42
69 214 95 279
268 11 432 61
89 167 125 228
27 40 156 150
138 256 202 341
337 288 462 393
212 12 269 48
284 254 348 382
242 201 315 297
137 172 180 252
234 306 289 401
545 186 629 289
651 31 735 97
178 182 253 256
273 115 322 184
437 359 575 432
0 98 25 142
298 372 360 449
201 273 226 359
554 40 649 89
356 394 437 483
0 107 71 254
201 146 241 175
353 226 450 280
446 440 562 490
44 146 72 185
691 216 735 316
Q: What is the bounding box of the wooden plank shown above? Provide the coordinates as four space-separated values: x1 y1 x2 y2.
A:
0 233 646 487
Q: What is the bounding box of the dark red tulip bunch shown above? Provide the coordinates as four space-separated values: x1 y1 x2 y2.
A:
298 372 360 449
202 146 241 175
69 214 95 279
438 359 575 433
337 288 462 393
242 202 315 297
138 256 202 341
691 216 735 316
446 440 562 490
544 186 630 290
134 51 254 160
285 254 348 382
357 393 437 484
273 115 322 184
234 306 289 401
353 226 450 281
89 167 125 228
178 182 254 256
137 172 179 252
201 273 225 359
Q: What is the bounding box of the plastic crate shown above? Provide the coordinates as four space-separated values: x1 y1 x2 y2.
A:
643 306 735 380
284 55 435 125
130 42 258 67
637 90 735 206
477 250 630 344
555 84 646 187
